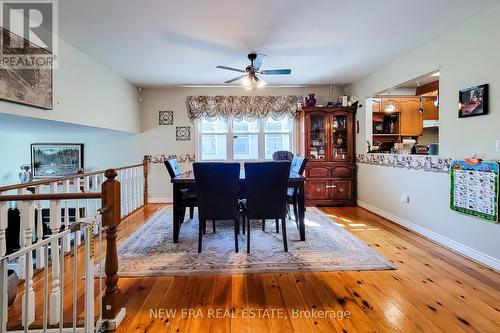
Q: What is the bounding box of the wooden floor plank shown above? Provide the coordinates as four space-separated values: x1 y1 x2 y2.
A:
7 203 500 333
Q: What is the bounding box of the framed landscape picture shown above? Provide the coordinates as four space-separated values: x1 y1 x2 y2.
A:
31 144 84 178
458 84 488 118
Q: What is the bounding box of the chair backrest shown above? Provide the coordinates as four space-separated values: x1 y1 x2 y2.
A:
244 161 291 219
290 156 308 175
193 162 241 220
164 158 182 179
288 156 308 197
272 150 294 161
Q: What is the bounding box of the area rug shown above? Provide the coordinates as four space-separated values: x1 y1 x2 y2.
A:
113 206 395 276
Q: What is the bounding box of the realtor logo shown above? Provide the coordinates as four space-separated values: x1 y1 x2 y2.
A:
0 0 58 69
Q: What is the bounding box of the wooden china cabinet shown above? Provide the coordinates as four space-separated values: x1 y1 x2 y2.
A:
300 106 357 206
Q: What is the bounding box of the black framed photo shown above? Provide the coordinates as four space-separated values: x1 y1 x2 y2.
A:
31 144 84 178
459 84 488 118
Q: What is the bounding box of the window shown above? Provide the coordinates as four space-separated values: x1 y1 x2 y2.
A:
198 117 294 161
264 117 293 159
199 118 228 160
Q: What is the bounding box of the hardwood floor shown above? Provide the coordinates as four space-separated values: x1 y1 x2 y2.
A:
7 204 500 332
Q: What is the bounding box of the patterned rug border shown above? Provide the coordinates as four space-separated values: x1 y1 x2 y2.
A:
112 206 396 277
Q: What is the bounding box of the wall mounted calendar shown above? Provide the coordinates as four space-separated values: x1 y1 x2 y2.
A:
450 160 499 222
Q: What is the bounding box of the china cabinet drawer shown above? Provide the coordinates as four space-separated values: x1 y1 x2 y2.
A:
331 166 354 178
306 167 330 178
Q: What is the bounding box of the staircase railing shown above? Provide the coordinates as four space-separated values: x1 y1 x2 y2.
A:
0 163 146 331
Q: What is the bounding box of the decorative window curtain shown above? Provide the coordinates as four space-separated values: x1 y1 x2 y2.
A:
186 95 302 121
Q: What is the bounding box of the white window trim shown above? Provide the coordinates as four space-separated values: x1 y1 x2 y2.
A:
196 117 295 162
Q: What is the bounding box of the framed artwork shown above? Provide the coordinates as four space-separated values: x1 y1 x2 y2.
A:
450 160 498 222
159 111 174 125
31 144 84 178
0 28 53 109
458 84 488 118
176 126 191 141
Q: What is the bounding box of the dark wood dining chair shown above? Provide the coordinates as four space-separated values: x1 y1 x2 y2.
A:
287 156 308 228
272 150 294 161
164 159 197 222
243 161 291 253
193 162 241 253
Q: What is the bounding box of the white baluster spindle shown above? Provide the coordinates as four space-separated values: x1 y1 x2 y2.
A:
140 165 145 206
17 188 26 279
20 198 35 326
75 177 82 246
35 185 45 269
123 169 129 216
49 182 62 325
135 167 140 208
63 180 71 253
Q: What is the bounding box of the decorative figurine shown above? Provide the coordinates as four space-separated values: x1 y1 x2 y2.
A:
18 165 32 183
305 93 317 106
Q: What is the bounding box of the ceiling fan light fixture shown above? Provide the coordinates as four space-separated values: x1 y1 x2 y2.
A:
217 53 291 88
384 91 396 112
242 76 251 87
384 103 396 113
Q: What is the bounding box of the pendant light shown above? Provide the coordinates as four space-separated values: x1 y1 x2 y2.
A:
384 91 396 112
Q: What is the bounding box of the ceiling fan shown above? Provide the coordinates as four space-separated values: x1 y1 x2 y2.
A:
216 53 291 88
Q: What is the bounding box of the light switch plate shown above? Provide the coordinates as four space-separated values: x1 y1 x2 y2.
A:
401 194 410 203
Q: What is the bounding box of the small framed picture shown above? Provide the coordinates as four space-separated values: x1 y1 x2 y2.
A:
458 84 488 118
31 143 84 178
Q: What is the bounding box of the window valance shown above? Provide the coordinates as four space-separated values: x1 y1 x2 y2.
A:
186 95 302 121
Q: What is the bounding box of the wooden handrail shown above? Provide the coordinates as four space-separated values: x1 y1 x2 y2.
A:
0 192 101 201
0 163 143 192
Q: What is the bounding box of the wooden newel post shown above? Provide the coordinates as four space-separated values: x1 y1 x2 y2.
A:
101 169 125 324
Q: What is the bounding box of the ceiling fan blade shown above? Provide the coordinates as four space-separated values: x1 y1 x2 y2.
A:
260 69 291 75
252 53 267 70
216 65 246 73
225 74 247 84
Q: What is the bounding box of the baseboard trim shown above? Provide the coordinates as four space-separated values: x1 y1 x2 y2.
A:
148 197 173 203
357 200 500 272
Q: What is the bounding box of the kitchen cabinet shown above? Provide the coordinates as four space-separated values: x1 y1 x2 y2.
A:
371 98 382 113
423 97 439 120
301 107 356 206
381 97 402 112
400 98 423 136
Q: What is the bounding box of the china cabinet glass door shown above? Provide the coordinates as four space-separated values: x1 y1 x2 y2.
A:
331 114 349 161
309 113 327 160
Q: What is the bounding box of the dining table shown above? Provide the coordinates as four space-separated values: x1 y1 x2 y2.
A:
170 169 306 243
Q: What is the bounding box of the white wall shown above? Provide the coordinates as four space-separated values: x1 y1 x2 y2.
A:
348 5 500 268
0 130 142 186
0 37 140 133
139 86 342 202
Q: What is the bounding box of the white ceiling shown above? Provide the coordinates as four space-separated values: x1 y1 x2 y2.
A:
58 0 500 86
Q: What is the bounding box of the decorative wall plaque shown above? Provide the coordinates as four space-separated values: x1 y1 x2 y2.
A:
176 126 191 141
159 111 174 125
